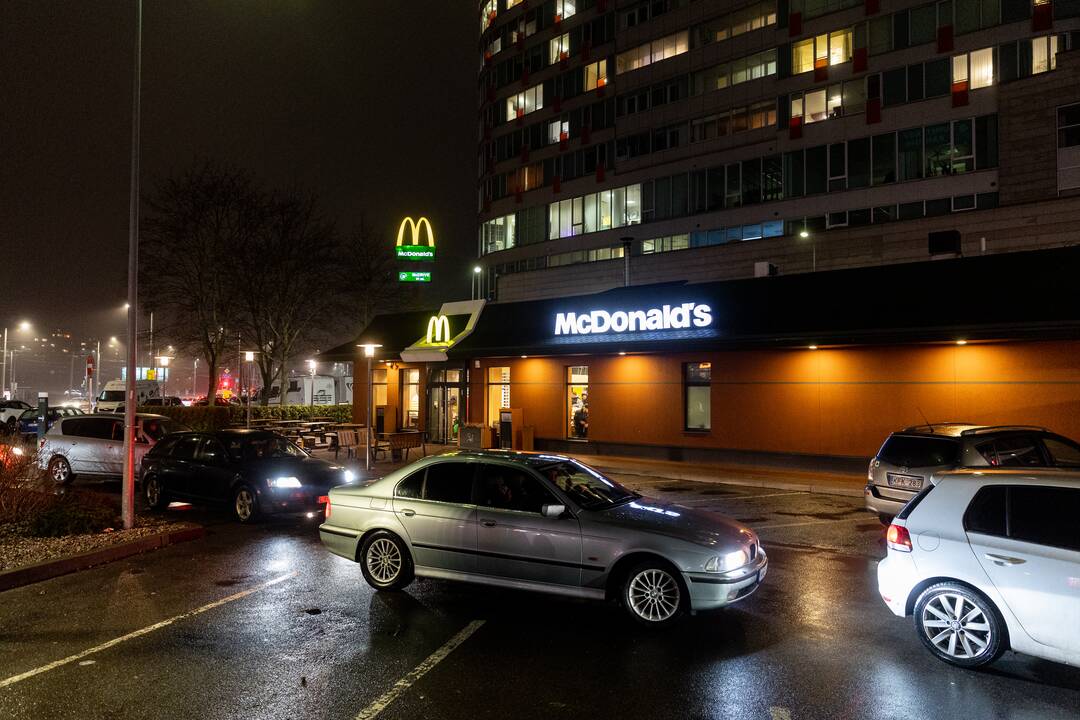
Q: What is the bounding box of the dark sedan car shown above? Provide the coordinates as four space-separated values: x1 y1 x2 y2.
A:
140 429 355 523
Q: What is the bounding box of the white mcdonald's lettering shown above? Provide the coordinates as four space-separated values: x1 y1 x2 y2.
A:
554 303 713 336
426 315 451 344
396 217 436 248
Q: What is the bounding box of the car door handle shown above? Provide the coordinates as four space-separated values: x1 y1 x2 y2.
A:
985 553 1026 566
400 509 415 517
481 520 497 527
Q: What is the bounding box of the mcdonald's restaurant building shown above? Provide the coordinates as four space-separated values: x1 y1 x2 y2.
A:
322 246 1080 462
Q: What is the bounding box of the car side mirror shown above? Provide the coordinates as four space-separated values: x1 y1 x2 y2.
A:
541 503 566 518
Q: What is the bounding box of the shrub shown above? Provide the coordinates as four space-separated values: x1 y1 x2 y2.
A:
0 441 53 524
25 496 119 537
139 403 353 431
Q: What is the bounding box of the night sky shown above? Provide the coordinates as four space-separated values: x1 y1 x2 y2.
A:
1 1 477 340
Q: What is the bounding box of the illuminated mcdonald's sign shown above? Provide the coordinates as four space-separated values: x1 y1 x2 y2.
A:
426 315 451 345
395 216 436 261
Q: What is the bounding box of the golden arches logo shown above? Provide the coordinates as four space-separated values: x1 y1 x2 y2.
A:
426 315 451 345
396 217 436 248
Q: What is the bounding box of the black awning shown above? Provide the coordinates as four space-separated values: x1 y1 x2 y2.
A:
450 245 1080 357
319 309 437 362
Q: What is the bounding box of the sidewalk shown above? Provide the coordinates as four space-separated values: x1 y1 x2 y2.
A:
312 444 867 498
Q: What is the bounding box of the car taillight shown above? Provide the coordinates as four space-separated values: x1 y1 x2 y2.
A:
322 496 331 520
886 524 912 552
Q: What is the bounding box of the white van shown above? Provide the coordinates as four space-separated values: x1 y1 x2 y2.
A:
97 379 162 412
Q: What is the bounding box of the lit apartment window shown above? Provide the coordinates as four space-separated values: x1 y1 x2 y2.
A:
547 185 642 239
549 33 570 64
1032 35 1060 75
792 29 852 74
547 118 569 144
616 30 689 74
509 164 544 193
480 214 516 254
697 2 777 44
507 84 543 119
953 47 995 89
481 0 497 32
791 84 847 123
641 234 690 254
506 0 524 8
584 60 608 91
554 0 577 22
691 49 776 94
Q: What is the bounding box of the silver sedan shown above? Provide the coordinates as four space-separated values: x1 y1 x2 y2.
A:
319 450 767 626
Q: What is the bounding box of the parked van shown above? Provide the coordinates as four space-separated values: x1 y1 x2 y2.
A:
97 380 162 412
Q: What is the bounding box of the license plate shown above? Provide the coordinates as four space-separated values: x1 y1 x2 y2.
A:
887 473 924 490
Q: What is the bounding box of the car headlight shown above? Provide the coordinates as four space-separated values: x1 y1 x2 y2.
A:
705 549 749 573
12 446 24 456
343 470 356 484
267 476 301 488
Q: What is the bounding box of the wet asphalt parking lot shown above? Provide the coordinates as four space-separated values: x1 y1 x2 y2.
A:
1 475 1078 720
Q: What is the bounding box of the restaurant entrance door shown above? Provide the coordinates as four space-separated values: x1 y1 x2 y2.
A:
427 368 466 445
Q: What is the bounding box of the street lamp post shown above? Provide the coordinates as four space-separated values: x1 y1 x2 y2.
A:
799 229 816 272
307 359 317 406
244 351 256 428
358 344 382 472
472 265 482 300
1 321 32 400
121 0 143 531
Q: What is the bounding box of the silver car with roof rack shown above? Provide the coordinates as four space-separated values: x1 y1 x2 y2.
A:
319 449 767 627
865 423 1080 521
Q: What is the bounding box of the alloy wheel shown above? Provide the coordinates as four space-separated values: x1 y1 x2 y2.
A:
235 488 254 521
627 568 680 622
366 538 403 585
921 592 993 660
146 478 159 506
50 459 69 483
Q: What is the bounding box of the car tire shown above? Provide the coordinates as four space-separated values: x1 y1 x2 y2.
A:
359 531 414 591
621 560 687 628
47 456 75 486
233 484 261 524
914 582 1007 668
143 475 169 511
4 418 15 435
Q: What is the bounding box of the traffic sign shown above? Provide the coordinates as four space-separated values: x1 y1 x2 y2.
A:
86 354 95 377
398 271 432 283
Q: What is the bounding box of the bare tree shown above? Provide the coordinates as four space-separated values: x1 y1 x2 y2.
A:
141 161 262 398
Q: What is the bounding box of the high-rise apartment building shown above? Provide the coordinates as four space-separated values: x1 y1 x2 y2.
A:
476 0 1080 301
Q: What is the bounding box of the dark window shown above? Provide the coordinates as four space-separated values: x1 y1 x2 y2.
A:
975 114 998 168
909 4 937 45
784 150 805 197
805 145 828 195
1001 0 1031 23
848 138 871 188
907 63 924 102
898 201 924 220
423 462 476 504
1009 486 1080 551
479 464 555 514
964 485 1007 536
898 127 923 181
1043 436 1080 467
925 58 950 96
170 436 201 461
878 435 960 467
883 67 907 106
148 436 180 457
1059 103 1080 148
741 158 761 205
872 132 897 185
981 434 1046 467
395 470 424 498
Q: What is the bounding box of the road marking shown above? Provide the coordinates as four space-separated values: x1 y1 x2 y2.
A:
755 516 866 530
355 620 485 720
677 491 808 505
769 707 793 720
0 571 297 689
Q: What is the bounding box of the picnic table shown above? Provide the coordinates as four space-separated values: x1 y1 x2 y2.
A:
376 431 426 462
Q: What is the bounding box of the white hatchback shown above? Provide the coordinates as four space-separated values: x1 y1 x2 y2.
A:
877 469 1080 668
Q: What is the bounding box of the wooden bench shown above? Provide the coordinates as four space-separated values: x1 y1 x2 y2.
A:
378 431 426 462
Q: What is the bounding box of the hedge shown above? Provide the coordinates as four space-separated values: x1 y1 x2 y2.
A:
139 404 353 432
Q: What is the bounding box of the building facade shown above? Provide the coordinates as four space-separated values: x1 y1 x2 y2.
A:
476 0 1080 302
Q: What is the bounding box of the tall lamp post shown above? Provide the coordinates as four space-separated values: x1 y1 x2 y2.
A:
243 351 256 427
2 320 32 399
121 0 143 530
799 229 816 272
472 265 482 300
358 344 381 472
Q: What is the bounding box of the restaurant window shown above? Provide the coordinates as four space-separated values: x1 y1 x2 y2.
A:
567 366 589 439
487 367 510 426
684 362 711 431
401 368 420 429
373 368 388 407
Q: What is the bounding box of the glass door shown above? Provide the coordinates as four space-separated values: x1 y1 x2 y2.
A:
567 366 589 439
427 368 465 444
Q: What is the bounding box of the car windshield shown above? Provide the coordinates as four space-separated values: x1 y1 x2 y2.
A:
234 436 307 462
879 435 960 467
537 459 637 510
99 390 125 402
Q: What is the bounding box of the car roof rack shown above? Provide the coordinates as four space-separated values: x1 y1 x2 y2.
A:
959 425 1050 436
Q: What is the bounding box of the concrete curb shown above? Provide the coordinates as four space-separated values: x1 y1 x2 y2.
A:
590 463 866 499
0 525 205 593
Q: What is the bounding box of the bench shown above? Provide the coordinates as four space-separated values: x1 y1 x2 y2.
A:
378 431 426 462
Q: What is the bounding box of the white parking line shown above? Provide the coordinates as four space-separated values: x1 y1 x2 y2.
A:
677 491 807 505
355 620 485 720
0 571 297 689
755 517 868 531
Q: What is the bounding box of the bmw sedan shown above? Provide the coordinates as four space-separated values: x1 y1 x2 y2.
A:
319 450 767 626
141 430 355 523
